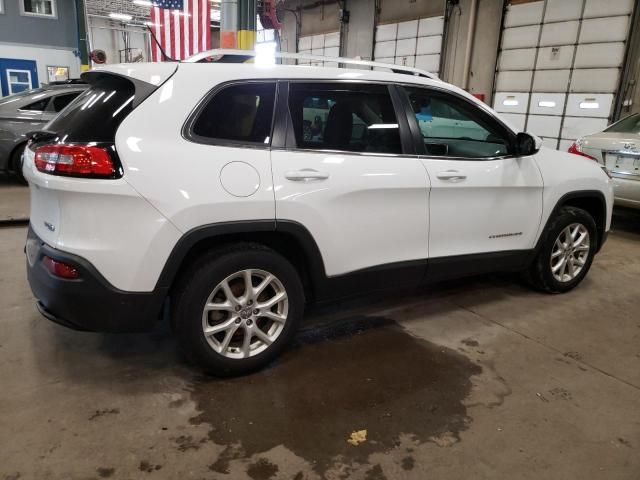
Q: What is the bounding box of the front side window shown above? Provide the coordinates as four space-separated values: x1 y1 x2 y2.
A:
288 83 402 155
22 0 56 16
404 87 511 158
191 82 276 145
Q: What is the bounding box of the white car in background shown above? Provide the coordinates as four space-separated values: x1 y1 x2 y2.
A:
570 113 640 209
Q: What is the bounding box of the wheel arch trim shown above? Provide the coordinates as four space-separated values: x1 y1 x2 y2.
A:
538 190 608 252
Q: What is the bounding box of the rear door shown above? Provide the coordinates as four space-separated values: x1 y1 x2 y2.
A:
271 81 430 281
400 85 543 259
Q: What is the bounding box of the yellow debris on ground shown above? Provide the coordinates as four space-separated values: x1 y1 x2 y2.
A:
347 429 367 446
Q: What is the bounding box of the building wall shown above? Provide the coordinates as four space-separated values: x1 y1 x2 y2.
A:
88 17 150 64
0 44 80 86
0 0 79 49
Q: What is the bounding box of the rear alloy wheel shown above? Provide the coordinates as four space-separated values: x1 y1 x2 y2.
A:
525 206 597 293
172 244 304 376
202 269 289 359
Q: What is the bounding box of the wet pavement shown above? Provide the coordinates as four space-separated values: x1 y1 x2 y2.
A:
0 209 639 479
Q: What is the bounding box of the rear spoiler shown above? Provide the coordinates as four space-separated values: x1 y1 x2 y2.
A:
81 63 178 108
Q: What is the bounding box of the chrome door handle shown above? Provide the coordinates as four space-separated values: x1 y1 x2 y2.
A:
436 170 466 181
284 169 330 181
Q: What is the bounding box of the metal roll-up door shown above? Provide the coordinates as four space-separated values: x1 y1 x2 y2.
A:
494 0 635 150
373 16 444 75
297 31 341 67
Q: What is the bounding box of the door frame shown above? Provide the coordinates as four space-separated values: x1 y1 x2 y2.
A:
0 58 39 97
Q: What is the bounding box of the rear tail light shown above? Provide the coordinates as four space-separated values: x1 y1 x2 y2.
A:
42 255 80 279
568 142 597 162
34 144 115 178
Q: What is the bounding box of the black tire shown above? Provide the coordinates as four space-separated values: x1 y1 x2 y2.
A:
525 206 598 293
171 243 305 376
10 144 27 184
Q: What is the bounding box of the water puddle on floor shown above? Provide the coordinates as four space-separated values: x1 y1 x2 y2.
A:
188 316 481 475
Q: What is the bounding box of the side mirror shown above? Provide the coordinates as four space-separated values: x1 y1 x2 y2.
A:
515 132 541 156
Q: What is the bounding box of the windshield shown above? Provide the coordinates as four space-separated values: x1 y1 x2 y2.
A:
605 113 640 134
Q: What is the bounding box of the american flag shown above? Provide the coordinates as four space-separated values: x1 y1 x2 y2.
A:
150 0 211 61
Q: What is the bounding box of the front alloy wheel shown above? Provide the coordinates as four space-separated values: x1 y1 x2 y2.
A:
550 223 590 282
202 269 289 359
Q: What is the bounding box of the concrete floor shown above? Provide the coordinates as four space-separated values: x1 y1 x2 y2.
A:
0 174 29 222
1 210 639 480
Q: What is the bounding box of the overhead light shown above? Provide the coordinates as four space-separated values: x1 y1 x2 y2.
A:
503 97 519 106
109 12 133 20
538 100 556 108
580 100 599 109
133 0 152 5
144 21 158 26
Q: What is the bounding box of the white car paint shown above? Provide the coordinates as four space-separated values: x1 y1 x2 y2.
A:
23 61 613 292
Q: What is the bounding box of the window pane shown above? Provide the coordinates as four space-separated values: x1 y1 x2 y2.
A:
52 92 81 112
192 83 276 144
405 87 510 158
9 71 30 84
289 83 402 154
20 98 49 111
23 0 53 14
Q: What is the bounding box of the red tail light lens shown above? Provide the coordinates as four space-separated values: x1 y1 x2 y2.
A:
35 144 115 177
568 142 597 161
42 255 80 279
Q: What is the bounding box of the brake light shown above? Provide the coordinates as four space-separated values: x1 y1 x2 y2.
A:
568 142 597 161
42 255 80 279
35 144 115 177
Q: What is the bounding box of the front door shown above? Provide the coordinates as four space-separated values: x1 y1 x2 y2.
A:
271 81 430 280
401 85 544 259
0 59 38 97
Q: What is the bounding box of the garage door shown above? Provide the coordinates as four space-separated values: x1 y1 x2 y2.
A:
372 16 444 75
493 0 635 150
297 32 341 67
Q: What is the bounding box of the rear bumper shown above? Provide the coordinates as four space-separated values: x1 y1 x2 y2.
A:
26 226 166 332
612 175 640 209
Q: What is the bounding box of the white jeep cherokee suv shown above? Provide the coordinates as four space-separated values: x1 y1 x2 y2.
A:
23 52 613 375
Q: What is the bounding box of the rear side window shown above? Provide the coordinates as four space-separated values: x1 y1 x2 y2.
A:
288 83 402 154
20 98 50 112
190 82 276 145
52 92 82 112
46 76 135 143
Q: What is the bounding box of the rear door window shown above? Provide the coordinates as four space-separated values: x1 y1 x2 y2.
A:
288 83 402 154
189 82 276 145
51 92 82 112
19 98 50 112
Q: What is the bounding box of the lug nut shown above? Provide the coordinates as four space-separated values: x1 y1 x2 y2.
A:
247 299 253 305
235 305 241 312
246 319 253 326
253 309 259 315
235 318 241 324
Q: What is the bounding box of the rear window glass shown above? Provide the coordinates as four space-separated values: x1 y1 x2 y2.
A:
605 113 640 134
52 92 82 112
46 76 136 142
190 82 276 145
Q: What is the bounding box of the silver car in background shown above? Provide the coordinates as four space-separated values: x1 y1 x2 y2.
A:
571 113 640 209
0 83 87 182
